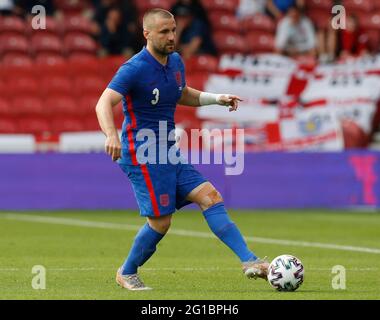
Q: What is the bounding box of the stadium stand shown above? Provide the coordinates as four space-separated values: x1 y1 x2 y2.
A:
0 0 379 151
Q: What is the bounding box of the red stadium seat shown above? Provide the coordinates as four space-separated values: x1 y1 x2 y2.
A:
8 76 39 95
17 117 51 134
45 96 78 116
0 16 26 34
63 15 93 35
74 75 106 96
344 0 374 13
185 54 219 73
26 16 61 35
79 95 99 116
306 0 333 10
54 0 91 13
135 0 172 12
364 30 380 52
35 52 66 66
41 76 72 96
0 98 11 116
11 96 45 116
201 0 236 15
245 32 275 54
308 9 332 30
185 72 209 90
31 33 63 54
51 116 85 133
67 52 99 63
0 118 18 133
0 34 29 55
84 114 101 131
213 32 246 54
2 53 33 67
358 12 380 31
241 14 276 34
64 33 97 55
209 13 240 33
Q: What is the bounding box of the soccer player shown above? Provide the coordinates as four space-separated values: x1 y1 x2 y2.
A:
96 8 269 290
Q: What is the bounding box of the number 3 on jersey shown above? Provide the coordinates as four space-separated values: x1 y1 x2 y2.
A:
151 88 160 105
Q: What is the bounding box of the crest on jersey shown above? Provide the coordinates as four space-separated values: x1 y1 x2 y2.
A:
175 71 182 86
160 194 169 207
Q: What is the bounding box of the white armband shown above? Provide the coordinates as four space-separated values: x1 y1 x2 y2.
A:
199 92 223 106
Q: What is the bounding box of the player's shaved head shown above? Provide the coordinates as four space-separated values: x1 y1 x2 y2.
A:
143 8 174 31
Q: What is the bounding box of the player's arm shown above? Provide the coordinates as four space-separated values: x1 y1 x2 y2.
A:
95 88 123 161
178 86 243 112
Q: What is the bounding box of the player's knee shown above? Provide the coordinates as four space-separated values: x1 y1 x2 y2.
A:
198 189 224 210
148 215 171 234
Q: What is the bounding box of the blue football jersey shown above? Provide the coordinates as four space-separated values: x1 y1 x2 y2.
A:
107 47 186 165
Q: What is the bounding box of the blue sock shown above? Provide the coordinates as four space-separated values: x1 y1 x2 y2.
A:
203 202 257 262
121 223 164 275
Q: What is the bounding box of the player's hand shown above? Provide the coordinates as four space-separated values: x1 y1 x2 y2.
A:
105 134 121 161
218 94 243 112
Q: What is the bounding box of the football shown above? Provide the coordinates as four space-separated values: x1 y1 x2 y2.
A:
267 254 304 292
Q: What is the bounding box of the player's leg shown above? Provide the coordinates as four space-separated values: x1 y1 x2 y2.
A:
116 163 176 290
186 182 269 279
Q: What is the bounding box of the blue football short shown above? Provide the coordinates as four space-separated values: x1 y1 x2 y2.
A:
119 161 207 217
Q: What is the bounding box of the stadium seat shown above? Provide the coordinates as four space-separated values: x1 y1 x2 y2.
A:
358 12 380 31
305 0 333 10
0 16 26 34
11 96 45 116
79 95 99 116
68 52 99 64
2 53 33 67
201 0 236 15
0 118 18 133
245 33 275 54
0 65 35 82
54 0 91 14
185 55 219 73
17 117 51 134
41 76 72 96
241 14 276 34
0 98 11 116
26 16 61 36
364 30 380 52
209 13 240 33
51 116 86 133
31 33 64 54
35 52 66 66
45 96 78 116
343 0 374 13
0 34 29 55
8 77 39 96
84 114 101 131
63 15 93 35
308 9 332 30
185 72 210 90
135 0 172 12
64 33 97 55
74 75 105 96
213 32 246 55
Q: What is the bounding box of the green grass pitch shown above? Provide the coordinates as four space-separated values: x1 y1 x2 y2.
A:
0 210 379 300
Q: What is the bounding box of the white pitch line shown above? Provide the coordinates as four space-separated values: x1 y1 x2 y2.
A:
1 213 380 255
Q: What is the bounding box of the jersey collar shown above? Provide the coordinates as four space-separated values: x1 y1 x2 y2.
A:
142 46 172 70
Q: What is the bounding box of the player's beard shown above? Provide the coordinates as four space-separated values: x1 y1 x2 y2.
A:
154 42 175 57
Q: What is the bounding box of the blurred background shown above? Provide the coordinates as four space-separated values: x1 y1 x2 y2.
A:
0 0 379 210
